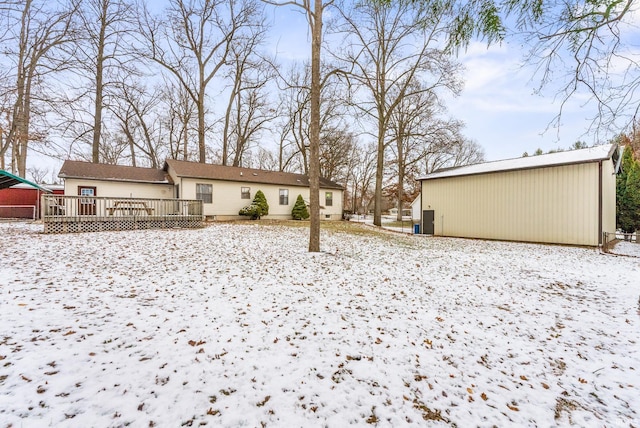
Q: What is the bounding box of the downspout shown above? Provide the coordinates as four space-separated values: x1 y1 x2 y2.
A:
598 160 603 246
420 180 424 234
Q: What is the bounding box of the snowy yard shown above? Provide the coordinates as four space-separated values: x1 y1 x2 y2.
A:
1 221 639 427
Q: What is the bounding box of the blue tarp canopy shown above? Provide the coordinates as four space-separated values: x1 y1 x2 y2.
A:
0 169 52 192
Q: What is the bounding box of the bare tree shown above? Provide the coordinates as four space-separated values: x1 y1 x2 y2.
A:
277 62 351 179
27 165 49 183
0 0 76 177
336 0 462 226
110 80 165 168
264 0 334 252
273 98 299 172
521 0 639 134
160 79 198 162
66 0 137 164
254 145 278 170
277 65 311 173
319 129 354 183
424 137 484 174
0 89 12 170
317 76 353 184
221 17 276 167
388 80 435 220
346 142 376 216
98 132 129 165
405 0 639 136
387 78 474 220
138 0 260 164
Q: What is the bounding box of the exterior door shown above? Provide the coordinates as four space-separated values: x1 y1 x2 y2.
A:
78 186 96 215
423 210 435 235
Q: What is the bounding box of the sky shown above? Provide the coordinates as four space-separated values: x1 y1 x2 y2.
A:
443 41 598 160
25 1 640 181
263 2 639 161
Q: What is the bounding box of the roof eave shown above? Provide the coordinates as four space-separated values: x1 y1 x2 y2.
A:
419 156 612 181
59 174 169 185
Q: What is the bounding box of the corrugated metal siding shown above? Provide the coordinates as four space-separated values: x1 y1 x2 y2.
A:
0 188 38 205
422 162 602 246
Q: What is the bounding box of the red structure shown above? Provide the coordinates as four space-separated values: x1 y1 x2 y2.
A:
0 184 64 219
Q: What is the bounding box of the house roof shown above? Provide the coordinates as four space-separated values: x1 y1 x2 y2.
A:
419 144 618 181
58 160 170 184
164 159 344 190
0 169 52 192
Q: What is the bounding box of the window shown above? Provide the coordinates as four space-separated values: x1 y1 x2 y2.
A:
79 186 95 202
78 186 96 215
241 187 251 199
279 189 289 205
196 183 212 204
325 192 333 206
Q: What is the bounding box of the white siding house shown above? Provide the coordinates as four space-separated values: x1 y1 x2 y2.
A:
164 160 344 220
58 160 344 221
59 161 173 199
418 144 620 246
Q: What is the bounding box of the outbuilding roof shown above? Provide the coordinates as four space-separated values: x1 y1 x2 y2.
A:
419 144 618 181
0 169 52 192
58 160 170 184
164 159 344 190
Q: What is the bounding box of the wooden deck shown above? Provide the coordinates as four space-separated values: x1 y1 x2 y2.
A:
41 195 204 234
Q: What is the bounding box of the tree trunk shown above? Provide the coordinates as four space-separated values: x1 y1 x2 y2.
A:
308 0 322 252
396 170 405 221
222 78 238 166
92 63 103 163
396 133 405 222
373 112 385 226
198 63 206 163
11 0 30 178
182 114 189 161
92 1 107 163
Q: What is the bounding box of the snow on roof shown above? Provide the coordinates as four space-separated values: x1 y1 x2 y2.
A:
419 144 617 180
7 183 64 191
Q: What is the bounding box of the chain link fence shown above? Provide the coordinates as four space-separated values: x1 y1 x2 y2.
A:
602 231 638 253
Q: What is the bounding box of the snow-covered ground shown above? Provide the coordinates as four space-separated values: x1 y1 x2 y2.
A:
610 240 640 258
1 221 639 427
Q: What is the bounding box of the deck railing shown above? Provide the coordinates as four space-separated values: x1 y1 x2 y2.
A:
41 195 203 233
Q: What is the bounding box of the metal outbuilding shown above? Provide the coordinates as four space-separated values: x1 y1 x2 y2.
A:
418 144 620 246
0 170 55 219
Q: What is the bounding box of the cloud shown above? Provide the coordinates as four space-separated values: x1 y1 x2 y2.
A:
443 40 607 160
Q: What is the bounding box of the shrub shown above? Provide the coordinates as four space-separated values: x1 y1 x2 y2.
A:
253 190 269 216
239 204 262 220
291 194 310 220
239 190 269 220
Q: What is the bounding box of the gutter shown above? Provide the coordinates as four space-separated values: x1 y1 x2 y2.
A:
420 158 609 182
